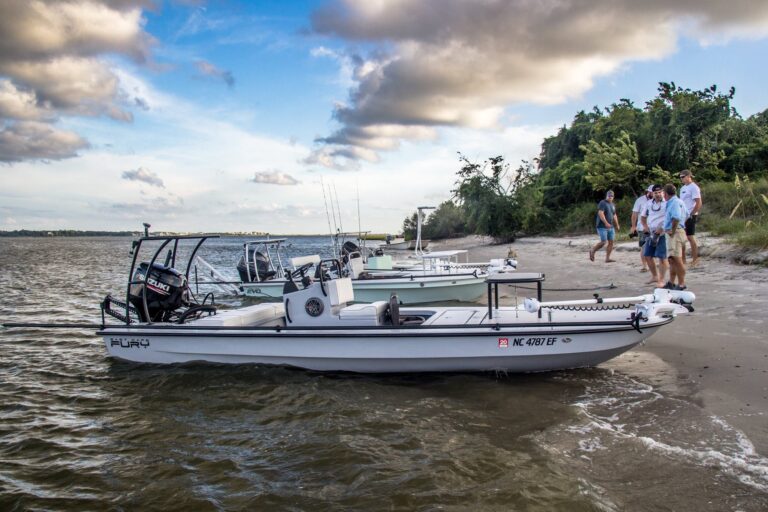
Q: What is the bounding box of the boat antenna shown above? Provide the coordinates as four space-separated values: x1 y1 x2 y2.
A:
332 181 344 235
320 176 336 250
356 180 362 243
415 206 435 256
326 181 340 256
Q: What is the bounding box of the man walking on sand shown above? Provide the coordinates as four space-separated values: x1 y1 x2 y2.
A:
663 183 688 290
679 169 702 267
631 185 654 272
589 190 620 263
641 185 668 287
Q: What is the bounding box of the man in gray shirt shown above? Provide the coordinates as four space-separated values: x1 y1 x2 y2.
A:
589 190 620 263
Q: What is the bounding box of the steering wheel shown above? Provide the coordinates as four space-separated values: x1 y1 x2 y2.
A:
290 263 314 280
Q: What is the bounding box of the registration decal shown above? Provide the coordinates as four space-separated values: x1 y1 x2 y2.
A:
498 337 509 348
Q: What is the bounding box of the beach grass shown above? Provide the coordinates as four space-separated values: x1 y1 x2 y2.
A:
700 176 768 249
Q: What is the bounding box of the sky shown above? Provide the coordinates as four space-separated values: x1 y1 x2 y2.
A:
1 0 768 234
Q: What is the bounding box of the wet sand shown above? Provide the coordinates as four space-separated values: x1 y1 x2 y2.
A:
430 234 768 453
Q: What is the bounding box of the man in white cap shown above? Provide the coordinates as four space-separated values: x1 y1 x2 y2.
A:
630 185 654 272
679 169 702 267
641 184 668 287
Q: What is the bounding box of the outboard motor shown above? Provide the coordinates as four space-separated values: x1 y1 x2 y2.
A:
129 262 188 322
237 249 276 282
341 241 361 263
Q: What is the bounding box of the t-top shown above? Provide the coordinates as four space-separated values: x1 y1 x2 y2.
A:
596 199 616 229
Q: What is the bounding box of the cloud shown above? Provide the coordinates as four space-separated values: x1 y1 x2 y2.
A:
251 170 300 185
194 59 235 88
0 121 89 163
0 79 53 120
308 0 768 168
122 166 165 188
107 194 185 217
0 0 154 163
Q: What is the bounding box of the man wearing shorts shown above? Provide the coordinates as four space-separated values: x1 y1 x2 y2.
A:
663 183 687 290
641 185 667 288
631 185 654 272
679 169 702 267
589 190 620 263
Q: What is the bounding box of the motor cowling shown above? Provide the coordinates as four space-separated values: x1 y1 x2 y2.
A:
129 262 188 322
237 250 275 282
341 241 361 263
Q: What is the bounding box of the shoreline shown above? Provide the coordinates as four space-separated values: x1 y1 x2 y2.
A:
431 234 768 453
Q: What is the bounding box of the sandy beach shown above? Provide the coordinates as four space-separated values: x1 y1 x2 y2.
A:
430 234 768 453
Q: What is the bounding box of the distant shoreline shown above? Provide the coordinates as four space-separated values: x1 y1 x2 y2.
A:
0 230 383 238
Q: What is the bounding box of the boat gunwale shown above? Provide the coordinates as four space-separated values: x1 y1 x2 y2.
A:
97 316 672 337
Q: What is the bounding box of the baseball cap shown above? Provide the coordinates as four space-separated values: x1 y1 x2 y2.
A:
679 169 693 178
652 184 663 192
646 185 655 193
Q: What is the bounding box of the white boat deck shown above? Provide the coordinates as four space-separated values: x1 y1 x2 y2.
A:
420 308 485 326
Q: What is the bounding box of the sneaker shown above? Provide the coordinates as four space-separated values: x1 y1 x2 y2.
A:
663 281 675 289
674 284 687 291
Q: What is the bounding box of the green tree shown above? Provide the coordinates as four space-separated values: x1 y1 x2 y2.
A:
581 131 645 196
422 200 467 239
452 154 521 241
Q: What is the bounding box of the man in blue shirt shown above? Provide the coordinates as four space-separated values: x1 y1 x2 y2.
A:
589 190 620 263
663 183 687 290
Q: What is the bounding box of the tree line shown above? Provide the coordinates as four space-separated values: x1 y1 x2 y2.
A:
403 83 768 243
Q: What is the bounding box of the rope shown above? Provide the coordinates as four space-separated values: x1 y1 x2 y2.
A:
546 303 634 312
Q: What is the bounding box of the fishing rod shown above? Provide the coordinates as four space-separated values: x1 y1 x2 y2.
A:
320 176 336 252
332 181 344 235
356 180 362 245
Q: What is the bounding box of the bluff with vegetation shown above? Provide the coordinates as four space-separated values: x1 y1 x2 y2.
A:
403 83 768 249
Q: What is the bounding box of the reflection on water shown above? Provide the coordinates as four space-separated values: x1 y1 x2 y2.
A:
1 237 767 511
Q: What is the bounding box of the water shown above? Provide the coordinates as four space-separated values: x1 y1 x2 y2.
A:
1 237 766 511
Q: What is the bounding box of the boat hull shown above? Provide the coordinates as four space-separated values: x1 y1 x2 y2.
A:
100 323 662 373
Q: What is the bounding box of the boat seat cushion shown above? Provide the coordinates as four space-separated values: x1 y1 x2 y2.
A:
190 303 285 327
339 301 388 318
338 301 388 325
328 277 354 305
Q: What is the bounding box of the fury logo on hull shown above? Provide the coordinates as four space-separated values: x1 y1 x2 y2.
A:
110 337 150 349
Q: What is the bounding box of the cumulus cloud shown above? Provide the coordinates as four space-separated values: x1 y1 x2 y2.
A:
0 79 53 120
122 166 165 188
308 0 768 168
251 170 300 185
194 59 235 88
0 121 88 162
0 0 154 163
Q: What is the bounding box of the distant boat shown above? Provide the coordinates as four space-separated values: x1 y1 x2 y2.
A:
202 238 490 304
384 237 423 250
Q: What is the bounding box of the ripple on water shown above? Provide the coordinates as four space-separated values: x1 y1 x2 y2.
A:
536 353 768 511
